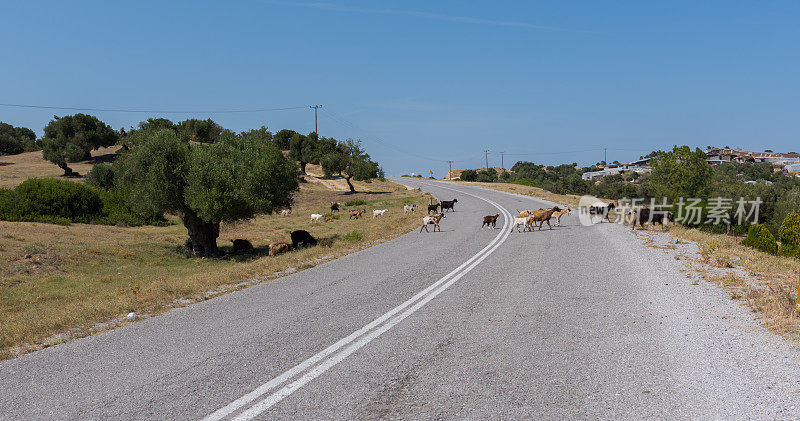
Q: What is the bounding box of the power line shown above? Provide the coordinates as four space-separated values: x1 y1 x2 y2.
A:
0 102 309 114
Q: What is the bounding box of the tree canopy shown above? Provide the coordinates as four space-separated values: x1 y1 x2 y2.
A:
41 114 119 176
646 146 711 201
0 122 38 155
319 139 381 192
115 129 299 256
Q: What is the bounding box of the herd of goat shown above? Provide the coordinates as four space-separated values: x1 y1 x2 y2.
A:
230 195 674 257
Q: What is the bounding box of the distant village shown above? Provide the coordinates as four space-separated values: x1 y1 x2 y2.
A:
580 147 800 180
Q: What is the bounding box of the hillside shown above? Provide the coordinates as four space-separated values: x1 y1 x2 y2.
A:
0 147 120 189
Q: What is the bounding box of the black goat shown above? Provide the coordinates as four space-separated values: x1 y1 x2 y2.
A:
631 208 675 231
290 230 318 249
231 239 254 254
440 198 458 212
427 203 440 214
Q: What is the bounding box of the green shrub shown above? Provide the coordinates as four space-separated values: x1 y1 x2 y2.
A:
345 199 366 207
13 178 104 223
778 210 800 258
0 188 19 219
512 179 540 188
741 224 760 247
741 223 777 254
85 163 115 190
459 169 477 182
0 178 165 226
342 230 363 242
98 188 167 226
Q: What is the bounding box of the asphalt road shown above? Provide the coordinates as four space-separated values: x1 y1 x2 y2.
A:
2 179 799 420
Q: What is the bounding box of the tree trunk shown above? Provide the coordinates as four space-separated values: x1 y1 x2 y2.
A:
345 176 356 193
59 162 78 177
299 161 307 175
182 211 220 257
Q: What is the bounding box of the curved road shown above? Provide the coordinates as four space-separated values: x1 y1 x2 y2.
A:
1 179 799 419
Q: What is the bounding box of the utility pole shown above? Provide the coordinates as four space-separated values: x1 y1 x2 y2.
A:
500 152 505 170
446 160 454 180
309 105 322 135
603 148 607 165
483 149 490 170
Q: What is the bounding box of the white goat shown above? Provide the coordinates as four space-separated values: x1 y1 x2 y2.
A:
512 216 533 232
403 204 417 215
373 209 389 218
310 213 323 223
280 209 291 217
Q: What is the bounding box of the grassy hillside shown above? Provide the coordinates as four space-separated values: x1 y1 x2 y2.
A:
0 147 119 189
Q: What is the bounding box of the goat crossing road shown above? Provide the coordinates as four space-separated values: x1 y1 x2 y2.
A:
1 179 799 420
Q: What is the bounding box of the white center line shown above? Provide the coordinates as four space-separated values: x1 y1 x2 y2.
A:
202 182 512 421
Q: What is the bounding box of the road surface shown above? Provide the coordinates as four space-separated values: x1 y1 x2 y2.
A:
1 179 799 420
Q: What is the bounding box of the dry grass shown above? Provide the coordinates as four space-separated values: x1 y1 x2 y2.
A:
0 179 430 360
460 180 800 339
671 225 800 337
0 146 120 189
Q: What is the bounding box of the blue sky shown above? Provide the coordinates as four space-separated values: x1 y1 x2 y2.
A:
2 1 798 176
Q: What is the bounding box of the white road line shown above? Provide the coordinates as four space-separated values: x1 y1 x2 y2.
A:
202 182 512 421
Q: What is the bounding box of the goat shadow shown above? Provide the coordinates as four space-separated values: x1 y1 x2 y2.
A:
221 234 341 262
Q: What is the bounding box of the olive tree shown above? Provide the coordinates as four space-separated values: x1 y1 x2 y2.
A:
42 114 118 176
288 132 319 174
0 122 37 155
320 139 380 193
115 129 299 256
177 118 224 143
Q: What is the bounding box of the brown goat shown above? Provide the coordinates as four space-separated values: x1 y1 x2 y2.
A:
268 241 293 257
420 213 445 232
482 214 500 229
349 209 366 219
552 207 572 226
529 206 562 230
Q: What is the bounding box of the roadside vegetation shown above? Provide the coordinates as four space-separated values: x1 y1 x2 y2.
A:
0 114 424 360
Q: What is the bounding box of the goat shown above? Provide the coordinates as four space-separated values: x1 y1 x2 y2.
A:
268 241 293 257
516 209 536 218
552 207 572 226
330 202 340 213
373 209 389 218
588 202 616 222
349 209 366 219
280 209 292 217
310 213 323 223
420 213 445 232
512 216 533 233
290 230 317 249
482 214 500 230
231 239 254 254
440 198 458 212
631 208 675 231
324 215 336 222
403 204 417 215
427 203 440 214
530 206 562 230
